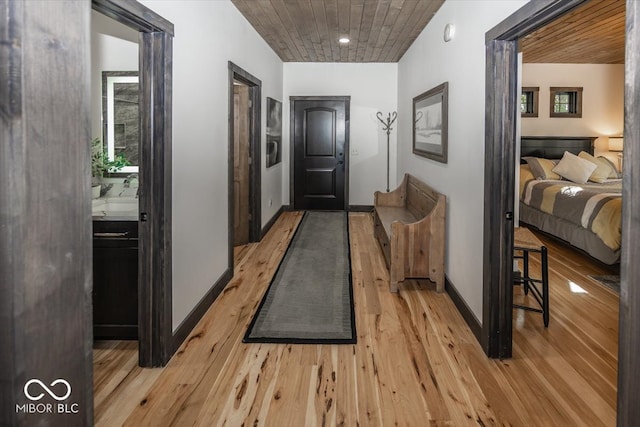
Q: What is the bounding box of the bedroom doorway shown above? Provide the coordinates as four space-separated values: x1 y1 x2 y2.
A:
484 0 640 422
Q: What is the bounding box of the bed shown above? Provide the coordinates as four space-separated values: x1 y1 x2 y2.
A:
518 136 622 265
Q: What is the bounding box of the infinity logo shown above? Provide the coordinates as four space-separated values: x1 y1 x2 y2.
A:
24 379 72 401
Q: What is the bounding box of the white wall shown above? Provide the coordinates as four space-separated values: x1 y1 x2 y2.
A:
397 0 527 320
522 63 624 162
140 0 284 331
283 63 398 206
90 11 138 142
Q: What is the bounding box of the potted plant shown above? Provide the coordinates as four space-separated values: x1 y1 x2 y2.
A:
91 138 130 198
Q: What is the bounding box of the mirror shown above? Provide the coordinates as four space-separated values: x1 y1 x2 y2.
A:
102 71 139 173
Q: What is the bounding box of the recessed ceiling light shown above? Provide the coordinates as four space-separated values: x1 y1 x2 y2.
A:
339 37 350 44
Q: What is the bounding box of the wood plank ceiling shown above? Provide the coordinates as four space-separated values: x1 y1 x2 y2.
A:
231 0 445 62
520 0 625 64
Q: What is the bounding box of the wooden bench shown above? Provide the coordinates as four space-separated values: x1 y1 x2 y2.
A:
373 173 446 292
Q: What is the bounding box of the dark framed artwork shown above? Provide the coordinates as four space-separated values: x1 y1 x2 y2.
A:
413 82 448 163
266 97 282 167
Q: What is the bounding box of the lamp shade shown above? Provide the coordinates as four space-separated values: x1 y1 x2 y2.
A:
609 137 624 152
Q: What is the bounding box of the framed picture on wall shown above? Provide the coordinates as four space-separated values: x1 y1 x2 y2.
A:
413 82 448 163
266 97 282 168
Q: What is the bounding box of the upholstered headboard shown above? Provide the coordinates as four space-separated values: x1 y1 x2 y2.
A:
520 136 596 159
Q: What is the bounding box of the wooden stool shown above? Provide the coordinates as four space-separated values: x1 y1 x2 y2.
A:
513 227 549 327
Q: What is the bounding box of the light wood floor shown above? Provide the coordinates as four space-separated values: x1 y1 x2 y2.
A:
94 212 618 426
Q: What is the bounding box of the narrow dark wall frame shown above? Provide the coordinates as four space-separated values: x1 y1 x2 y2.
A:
92 0 174 367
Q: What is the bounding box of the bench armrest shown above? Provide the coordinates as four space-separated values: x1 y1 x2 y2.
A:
374 174 408 207
388 193 446 292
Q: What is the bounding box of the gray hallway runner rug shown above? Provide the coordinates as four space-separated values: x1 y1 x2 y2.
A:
243 211 356 344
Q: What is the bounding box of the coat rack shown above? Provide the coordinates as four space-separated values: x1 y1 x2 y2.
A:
376 111 398 192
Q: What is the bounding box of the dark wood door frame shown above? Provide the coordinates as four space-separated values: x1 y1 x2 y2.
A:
289 96 351 210
618 1 640 422
93 0 174 368
484 0 640 422
228 62 262 270
483 0 586 359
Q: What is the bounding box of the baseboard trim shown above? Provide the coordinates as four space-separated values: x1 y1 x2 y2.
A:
348 205 373 212
260 205 284 239
172 268 233 354
445 276 483 344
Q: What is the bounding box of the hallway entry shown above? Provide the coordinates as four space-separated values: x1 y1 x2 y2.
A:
291 96 350 210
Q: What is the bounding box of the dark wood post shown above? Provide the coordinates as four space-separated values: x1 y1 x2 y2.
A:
483 38 517 358
0 1 93 424
617 1 640 424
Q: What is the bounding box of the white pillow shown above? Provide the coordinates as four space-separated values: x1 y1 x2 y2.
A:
552 151 598 184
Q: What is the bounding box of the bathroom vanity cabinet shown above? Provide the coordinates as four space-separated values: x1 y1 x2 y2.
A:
92 219 138 340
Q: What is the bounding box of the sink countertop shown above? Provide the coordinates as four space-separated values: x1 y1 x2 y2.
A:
92 214 139 221
92 196 139 221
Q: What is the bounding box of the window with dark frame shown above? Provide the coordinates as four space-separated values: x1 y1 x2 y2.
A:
550 86 583 118
520 86 539 117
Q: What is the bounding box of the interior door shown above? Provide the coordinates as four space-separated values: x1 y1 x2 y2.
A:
233 83 250 245
292 97 349 210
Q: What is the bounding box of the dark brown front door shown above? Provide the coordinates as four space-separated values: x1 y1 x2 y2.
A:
292 97 349 210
